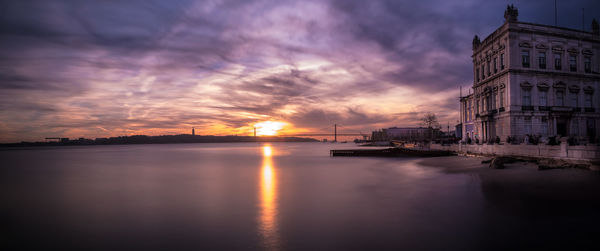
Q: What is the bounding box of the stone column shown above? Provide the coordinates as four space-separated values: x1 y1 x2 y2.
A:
553 117 557 135
482 122 485 141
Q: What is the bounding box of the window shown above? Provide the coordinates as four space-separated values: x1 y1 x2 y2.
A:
468 101 472 120
584 56 591 73
539 91 547 106
538 52 546 69
487 61 491 76
524 117 532 135
476 68 479 82
481 65 485 79
541 117 548 136
572 120 579 136
482 98 486 112
494 93 498 109
493 57 497 73
500 53 505 70
522 88 531 106
585 93 593 107
556 90 564 106
500 90 505 107
571 93 578 107
569 55 577 72
522 50 530 68
554 53 562 70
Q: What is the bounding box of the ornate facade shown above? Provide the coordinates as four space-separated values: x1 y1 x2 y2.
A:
460 5 600 143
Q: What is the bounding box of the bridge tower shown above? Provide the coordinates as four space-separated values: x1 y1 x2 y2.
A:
334 124 337 142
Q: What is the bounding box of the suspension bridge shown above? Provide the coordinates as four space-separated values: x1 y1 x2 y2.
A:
278 124 369 142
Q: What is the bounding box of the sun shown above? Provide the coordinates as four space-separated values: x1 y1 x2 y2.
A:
254 121 286 136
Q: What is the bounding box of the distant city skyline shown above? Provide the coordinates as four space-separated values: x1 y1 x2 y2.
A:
1 0 599 143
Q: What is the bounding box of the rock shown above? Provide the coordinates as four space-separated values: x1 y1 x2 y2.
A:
501 156 518 164
537 159 589 170
573 164 590 170
489 157 505 169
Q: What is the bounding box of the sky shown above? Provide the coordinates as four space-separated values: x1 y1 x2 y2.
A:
1 0 599 142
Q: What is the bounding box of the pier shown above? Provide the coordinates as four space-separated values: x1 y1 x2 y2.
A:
330 147 455 157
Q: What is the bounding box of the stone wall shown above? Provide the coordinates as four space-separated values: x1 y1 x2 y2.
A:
430 143 600 161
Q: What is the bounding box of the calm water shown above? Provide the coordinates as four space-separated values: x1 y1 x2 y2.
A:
2 142 599 250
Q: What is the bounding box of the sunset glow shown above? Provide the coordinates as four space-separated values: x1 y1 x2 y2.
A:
254 121 286 136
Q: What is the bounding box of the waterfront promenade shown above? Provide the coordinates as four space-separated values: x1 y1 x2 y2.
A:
430 142 600 163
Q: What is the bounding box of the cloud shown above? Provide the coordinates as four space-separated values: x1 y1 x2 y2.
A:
0 0 598 142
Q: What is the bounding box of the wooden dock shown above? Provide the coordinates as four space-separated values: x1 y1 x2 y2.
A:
330 147 454 157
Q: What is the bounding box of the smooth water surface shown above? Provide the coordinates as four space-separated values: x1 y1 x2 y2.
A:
2 143 599 250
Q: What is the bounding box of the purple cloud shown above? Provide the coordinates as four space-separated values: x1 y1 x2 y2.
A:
0 0 598 142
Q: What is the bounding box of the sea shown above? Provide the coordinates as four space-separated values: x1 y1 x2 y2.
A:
2 142 599 250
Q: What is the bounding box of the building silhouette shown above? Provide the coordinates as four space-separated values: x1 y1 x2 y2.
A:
460 5 599 144
371 127 432 142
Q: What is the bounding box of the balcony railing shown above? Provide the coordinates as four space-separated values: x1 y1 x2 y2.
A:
538 106 550 111
522 105 534 111
551 106 573 112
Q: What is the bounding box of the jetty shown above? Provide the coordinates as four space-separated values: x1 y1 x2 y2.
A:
330 147 455 157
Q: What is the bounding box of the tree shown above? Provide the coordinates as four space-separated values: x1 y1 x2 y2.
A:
420 112 440 142
420 113 439 128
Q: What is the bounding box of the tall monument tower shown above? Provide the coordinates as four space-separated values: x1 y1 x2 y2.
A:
192 127 195 136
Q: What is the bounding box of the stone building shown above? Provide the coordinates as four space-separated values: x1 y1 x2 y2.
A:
460 5 600 144
371 127 431 141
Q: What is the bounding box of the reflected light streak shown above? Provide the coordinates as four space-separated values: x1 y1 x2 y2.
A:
259 145 280 250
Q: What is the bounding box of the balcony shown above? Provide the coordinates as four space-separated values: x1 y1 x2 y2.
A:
491 109 498 114
499 107 505 112
475 113 480 118
521 105 534 111
478 111 494 121
585 107 596 113
551 106 573 112
538 106 550 111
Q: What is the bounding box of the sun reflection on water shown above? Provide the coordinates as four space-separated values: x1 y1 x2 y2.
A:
259 145 280 250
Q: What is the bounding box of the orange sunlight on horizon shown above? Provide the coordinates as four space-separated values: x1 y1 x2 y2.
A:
254 121 286 136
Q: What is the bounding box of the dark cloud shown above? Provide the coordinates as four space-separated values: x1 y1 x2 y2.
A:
0 0 598 142
286 108 395 131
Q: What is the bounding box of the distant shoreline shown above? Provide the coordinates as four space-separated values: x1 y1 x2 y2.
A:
0 135 319 147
